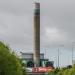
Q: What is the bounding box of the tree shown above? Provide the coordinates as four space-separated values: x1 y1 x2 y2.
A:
0 41 24 75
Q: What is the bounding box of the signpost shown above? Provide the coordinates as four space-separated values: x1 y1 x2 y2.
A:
32 67 54 73
26 67 54 75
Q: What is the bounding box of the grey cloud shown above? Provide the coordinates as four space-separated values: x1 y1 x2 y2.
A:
0 0 75 50
0 0 34 15
0 0 75 66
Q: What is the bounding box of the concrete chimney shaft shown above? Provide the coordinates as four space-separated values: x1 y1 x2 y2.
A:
34 2 40 67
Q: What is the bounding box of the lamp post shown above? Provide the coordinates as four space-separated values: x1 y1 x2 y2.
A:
72 42 75 65
57 45 64 68
58 48 59 68
72 44 73 65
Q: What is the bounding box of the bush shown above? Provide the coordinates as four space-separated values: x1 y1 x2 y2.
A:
0 41 24 75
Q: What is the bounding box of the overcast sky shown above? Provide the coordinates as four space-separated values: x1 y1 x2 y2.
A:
0 0 75 67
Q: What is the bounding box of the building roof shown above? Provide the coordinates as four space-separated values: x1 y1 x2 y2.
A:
20 52 44 55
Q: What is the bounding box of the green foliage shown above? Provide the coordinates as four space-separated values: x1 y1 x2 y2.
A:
54 68 60 74
48 68 60 75
48 66 75 75
0 41 24 75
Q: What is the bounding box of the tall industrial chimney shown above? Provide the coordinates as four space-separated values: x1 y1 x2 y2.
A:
34 2 40 67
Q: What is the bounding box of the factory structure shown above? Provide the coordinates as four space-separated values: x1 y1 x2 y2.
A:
21 52 54 73
21 2 54 75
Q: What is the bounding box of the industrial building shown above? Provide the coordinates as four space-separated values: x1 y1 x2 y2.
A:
21 2 54 75
21 52 54 67
20 52 54 74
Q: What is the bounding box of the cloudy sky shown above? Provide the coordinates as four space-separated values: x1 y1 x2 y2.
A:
0 0 75 67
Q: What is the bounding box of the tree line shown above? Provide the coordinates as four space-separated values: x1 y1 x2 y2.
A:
48 65 75 75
